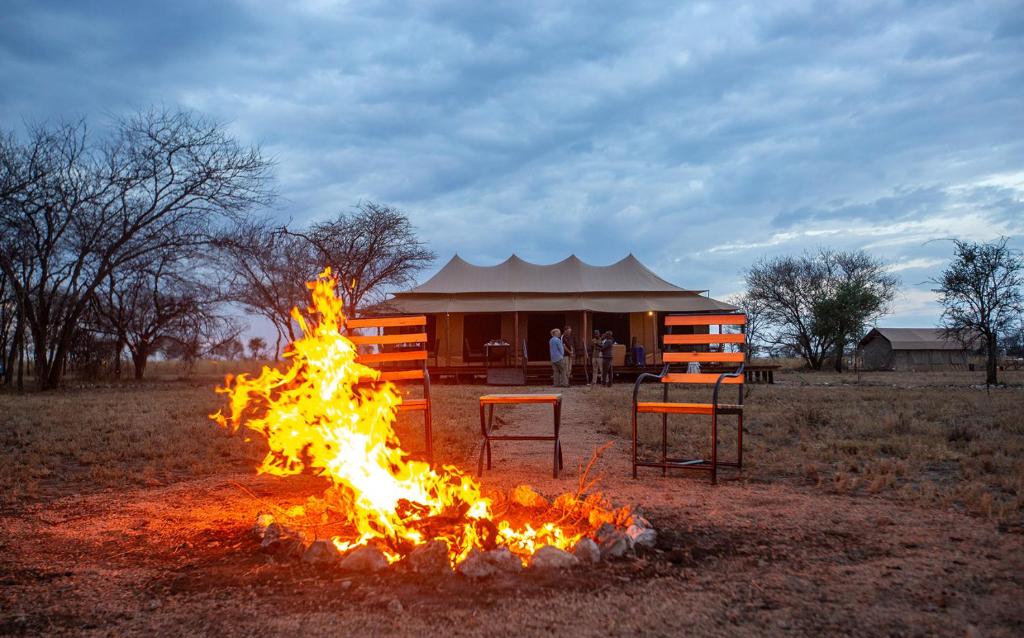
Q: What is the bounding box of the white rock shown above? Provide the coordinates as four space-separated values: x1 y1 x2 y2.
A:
596 527 632 559
253 513 275 538
457 549 496 579
457 547 523 579
302 539 341 565
483 547 523 573
626 524 657 548
530 545 579 570
407 540 452 575
573 538 601 564
339 546 388 573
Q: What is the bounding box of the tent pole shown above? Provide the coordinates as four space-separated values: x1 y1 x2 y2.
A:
445 312 451 367
514 310 519 367
582 309 588 382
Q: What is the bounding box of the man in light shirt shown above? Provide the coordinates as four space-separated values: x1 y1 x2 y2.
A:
549 328 566 387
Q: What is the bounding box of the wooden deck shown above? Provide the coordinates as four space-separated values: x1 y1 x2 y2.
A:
422 362 779 385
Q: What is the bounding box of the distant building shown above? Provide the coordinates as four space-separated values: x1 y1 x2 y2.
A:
857 328 971 371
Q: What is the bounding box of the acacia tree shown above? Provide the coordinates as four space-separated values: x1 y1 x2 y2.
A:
91 251 232 379
212 218 315 359
0 109 272 389
247 336 267 359
812 251 899 372
932 237 1023 385
289 201 435 319
745 249 898 370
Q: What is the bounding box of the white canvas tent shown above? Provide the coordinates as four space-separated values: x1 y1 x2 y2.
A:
379 254 735 367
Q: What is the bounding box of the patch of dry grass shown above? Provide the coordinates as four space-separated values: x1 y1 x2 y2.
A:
2 368 1022 528
0 382 264 507
620 369 1024 526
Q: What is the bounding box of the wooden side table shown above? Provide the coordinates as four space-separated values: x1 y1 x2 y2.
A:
477 393 563 478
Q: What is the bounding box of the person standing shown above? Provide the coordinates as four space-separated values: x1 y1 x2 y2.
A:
590 329 602 385
561 327 574 386
600 330 615 387
549 328 566 387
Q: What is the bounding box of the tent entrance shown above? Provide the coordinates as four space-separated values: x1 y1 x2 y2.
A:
525 313 566 363
591 312 631 345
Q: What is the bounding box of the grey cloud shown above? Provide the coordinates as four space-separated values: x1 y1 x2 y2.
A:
1 0 1022 329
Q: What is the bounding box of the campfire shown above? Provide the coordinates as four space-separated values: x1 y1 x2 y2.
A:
211 269 652 574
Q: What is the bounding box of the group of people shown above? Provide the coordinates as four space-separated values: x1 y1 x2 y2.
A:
548 327 616 387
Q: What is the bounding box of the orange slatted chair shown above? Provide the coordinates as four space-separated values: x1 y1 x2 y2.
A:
631 312 746 483
347 315 433 463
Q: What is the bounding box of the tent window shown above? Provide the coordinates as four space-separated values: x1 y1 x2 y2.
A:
464 313 502 351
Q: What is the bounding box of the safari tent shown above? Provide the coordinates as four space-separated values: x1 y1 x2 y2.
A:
858 328 971 371
378 254 735 369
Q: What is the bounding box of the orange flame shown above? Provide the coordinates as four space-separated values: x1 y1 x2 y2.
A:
212 268 616 565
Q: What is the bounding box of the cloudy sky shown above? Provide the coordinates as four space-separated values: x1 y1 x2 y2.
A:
2 0 1022 327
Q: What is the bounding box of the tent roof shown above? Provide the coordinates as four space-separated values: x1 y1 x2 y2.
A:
859 328 969 351
403 254 698 294
378 292 736 314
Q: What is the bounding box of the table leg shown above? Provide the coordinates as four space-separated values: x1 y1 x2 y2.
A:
553 400 562 478
477 402 487 477
486 404 494 470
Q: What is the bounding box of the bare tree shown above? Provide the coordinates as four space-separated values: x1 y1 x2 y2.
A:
158 312 243 376
210 337 244 360
932 237 1023 386
288 201 435 319
91 251 234 379
744 249 898 370
0 109 272 389
726 293 767 358
211 218 315 359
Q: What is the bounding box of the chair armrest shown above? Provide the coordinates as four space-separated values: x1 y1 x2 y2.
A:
712 363 745 409
633 364 670 407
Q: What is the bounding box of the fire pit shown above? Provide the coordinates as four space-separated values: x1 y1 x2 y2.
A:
211 269 653 575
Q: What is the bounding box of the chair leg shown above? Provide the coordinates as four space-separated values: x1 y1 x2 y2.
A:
424 406 433 464
661 413 668 477
737 412 743 470
711 411 718 485
631 406 638 479
487 405 494 469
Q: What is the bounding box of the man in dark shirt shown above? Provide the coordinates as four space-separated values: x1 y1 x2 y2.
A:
589 330 601 385
561 327 574 386
600 331 614 386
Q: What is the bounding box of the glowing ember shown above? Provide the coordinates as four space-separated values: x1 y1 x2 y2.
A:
212 268 628 567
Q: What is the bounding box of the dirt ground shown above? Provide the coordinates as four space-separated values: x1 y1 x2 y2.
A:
1 375 1023 636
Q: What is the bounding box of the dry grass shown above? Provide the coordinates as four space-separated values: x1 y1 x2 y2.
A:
1 366 1022 636
623 369 1024 526
2 367 1022 528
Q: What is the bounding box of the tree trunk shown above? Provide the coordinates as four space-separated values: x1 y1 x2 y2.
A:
33 340 49 391
132 345 150 380
986 335 998 386
834 337 844 373
4 313 21 388
16 330 24 392
113 338 124 379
